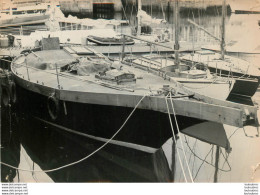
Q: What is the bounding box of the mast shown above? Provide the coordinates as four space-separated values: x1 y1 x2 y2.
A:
9 0 13 16
221 0 226 60
137 0 142 36
174 0 180 69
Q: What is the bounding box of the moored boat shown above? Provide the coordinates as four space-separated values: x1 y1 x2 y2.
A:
0 3 58 28
125 54 234 101
183 0 260 101
124 0 234 101
87 35 135 46
180 50 260 100
6 37 258 150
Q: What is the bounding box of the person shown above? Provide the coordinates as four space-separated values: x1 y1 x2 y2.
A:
163 28 170 42
7 34 15 47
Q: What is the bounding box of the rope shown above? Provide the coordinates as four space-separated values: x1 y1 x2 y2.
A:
121 3 136 34
193 146 213 180
164 94 188 182
183 135 231 172
0 94 147 173
168 92 194 182
160 1 166 22
228 127 240 139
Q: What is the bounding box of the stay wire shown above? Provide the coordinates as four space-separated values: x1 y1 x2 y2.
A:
193 145 213 180
184 135 231 172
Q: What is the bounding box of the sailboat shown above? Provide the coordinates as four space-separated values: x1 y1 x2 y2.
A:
126 0 235 101
180 0 260 100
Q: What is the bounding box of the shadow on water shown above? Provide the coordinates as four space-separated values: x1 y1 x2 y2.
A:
1 103 174 182
1 104 21 182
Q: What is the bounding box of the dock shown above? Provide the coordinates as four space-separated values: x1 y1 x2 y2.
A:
63 42 200 57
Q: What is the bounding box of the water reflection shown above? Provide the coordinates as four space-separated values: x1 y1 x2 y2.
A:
1 99 260 182
1 105 21 182
1 105 173 182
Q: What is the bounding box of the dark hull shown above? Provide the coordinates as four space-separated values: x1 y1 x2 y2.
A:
14 83 204 149
20 118 173 182
235 10 260 14
208 67 259 99
1 99 174 182
87 36 135 46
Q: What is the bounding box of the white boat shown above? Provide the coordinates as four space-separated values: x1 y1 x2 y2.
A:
128 54 234 101
125 0 234 101
0 2 59 27
181 0 260 100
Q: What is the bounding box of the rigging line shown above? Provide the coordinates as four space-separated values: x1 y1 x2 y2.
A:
193 145 213 180
121 3 136 33
187 137 194 164
164 94 188 183
211 145 214 165
0 94 147 173
21 146 38 182
215 3 220 18
16 169 20 183
160 1 166 21
191 139 198 176
242 127 255 138
130 3 134 27
169 92 194 182
183 135 231 172
220 148 231 172
228 127 240 139
191 10 196 62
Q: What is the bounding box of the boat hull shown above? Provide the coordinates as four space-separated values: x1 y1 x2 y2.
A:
87 36 135 46
13 83 204 149
0 14 49 27
176 80 233 101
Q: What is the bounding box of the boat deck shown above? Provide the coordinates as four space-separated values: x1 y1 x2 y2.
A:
15 61 172 96
11 49 258 128
66 42 200 56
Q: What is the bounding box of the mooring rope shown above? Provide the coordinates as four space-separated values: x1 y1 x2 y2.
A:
164 94 188 183
168 92 194 182
0 94 146 173
183 135 231 172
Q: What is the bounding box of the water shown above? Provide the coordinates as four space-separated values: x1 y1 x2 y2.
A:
1 95 260 182
1 8 260 183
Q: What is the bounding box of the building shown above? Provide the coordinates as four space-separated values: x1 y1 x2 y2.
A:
59 0 123 18
59 0 230 19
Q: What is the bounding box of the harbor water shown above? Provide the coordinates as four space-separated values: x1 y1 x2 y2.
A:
1 96 260 182
1 8 260 183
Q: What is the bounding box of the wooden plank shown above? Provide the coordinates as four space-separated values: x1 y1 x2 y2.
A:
70 46 90 54
63 47 76 54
